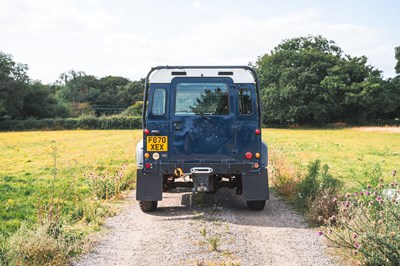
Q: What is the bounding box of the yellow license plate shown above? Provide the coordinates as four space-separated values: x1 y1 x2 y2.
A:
147 136 168 151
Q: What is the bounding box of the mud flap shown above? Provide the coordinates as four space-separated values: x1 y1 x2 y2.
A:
136 169 163 201
242 168 269 201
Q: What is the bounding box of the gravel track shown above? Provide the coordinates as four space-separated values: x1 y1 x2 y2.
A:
75 189 338 266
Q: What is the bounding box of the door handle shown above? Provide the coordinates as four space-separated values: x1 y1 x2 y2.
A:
174 122 183 131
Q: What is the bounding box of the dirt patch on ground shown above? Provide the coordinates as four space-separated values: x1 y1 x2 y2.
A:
74 189 338 266
352 127 400 133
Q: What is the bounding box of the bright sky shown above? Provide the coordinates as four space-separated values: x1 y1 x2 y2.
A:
1 0 399 83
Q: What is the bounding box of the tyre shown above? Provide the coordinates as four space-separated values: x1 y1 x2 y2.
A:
246 200 266 211
139 201 158 212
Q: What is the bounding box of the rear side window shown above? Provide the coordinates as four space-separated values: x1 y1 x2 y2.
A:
238 88 252 115
151 88 166 115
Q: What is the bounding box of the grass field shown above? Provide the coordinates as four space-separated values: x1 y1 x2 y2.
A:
264 128 400 187
0 130 141 236
1 128 398 236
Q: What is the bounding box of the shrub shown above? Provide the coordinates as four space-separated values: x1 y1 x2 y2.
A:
0 116 142 131
6 223 80 266
85 163 134 200
322 177 400 265
121 101 143 116
297 160 341 208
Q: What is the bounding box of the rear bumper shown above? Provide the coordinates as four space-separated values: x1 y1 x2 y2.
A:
136 164 269 202
142 162 263 175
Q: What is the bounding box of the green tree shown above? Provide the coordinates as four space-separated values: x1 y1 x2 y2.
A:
23 82 68 118
254 35 384 125
0 51 29 119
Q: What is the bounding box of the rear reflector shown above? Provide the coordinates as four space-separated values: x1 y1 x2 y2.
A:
144 129 150 135
253 162 259 168
245 152 253 159
145 163 152 169
255 129 261 135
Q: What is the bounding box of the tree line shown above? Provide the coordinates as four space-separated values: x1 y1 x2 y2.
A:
0 54 144 120
1 35 399 126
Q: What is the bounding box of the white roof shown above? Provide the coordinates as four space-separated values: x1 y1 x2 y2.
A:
149 67 255 83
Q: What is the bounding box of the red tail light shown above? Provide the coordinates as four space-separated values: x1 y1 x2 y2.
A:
253 162 259 168
145 163 152 169
255 129 261 135
144 129 150 135
245 152 253 159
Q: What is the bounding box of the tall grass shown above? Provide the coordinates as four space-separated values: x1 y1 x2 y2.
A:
0 141 135 265
270 146 399 265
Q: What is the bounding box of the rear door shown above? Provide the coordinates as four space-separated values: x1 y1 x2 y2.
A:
233 84 261 158
169 77 236 162
145 85 170 160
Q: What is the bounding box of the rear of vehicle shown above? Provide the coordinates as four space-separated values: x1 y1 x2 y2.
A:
136 66 269 211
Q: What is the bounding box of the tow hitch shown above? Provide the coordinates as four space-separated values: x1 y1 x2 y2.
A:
190 167 213 192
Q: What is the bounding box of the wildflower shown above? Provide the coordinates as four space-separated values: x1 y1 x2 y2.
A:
365 191 370 195
376 196 382 202
354 243 359 249
332 197 337 203
354 192 358 196
379 184 384 189
367 184 372 189
379 178 384 183
360 191 364 196
369 201 374 206
352 234 358 239
345 201 350 208
317 231 323 236
393 170 397 177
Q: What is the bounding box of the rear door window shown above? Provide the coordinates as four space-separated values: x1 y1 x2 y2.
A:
175 83 229 115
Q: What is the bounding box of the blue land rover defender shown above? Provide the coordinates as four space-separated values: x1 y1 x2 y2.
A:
136 66 269 211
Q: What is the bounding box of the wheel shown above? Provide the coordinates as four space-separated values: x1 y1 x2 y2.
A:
139 201 158 212
247 200 266 211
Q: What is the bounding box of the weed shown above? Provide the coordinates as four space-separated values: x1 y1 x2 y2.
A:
322 176 400 265
200 227 207 238
85 163 132 200
193 259 241 266
199 226 221 252
269 149 301 200
207 235 221 252
195 192 205 205
192 211 205 221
